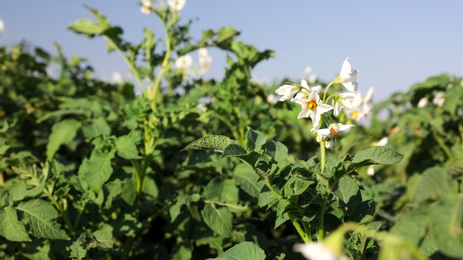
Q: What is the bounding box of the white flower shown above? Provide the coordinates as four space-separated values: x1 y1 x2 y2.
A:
275 84 299 101
140 0 152 14
313 123 355 139
343 89 373 122
432 91 445 107
292 87 333 129
367 165 375 176
417 97 428 108
167 0 186 12
267 94 279 105
339 58 358 92
198 48 212 75
175 54 192 70
112 72 123 84
293 243 348 260
377 137 388 146
0 18 4 35
332 92 356 116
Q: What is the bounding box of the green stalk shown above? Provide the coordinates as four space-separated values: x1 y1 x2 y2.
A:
103 36 145 93
290 215 311 243
323 79 338 102
318 140 327 240
151 22 172 110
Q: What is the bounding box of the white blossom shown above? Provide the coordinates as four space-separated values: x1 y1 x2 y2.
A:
432 91 445 107
417 97 428 108
167 0 186 12
293 243 348 260
339 58 358 92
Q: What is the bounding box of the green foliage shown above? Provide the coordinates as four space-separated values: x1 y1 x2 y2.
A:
1 2 462 259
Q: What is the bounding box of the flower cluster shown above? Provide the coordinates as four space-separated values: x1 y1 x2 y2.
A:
140 0 186 14
275 58 373 148
174 48 213 80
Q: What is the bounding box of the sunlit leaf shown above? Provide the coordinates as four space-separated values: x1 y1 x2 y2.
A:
16 199 70 240
0 207 31 242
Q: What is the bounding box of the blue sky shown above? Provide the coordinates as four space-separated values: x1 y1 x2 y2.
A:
1 1 462 101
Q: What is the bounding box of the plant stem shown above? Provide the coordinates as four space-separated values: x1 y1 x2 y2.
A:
323 80 337 102
290 215 311 243
104 36 145 93
152 22 172 110
320 141 326 174
318 140 327 240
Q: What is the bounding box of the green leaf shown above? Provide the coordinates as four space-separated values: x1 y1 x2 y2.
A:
333 175 359 204
16 199 70 240
201 204 233 236
258 191 277 208
204 176 239 204
413 167 452 203
233 164 264 198
223 144 247 157
265 141 288 168
429 195 463 258
78 149 115 193
69 18 105 35
443 85 463 116
0 207 31 242
210 241 266 260
68 232 88 259
182 135 236 153
92 224 113 249
245 128 267 152
170 194 187 223
46 119 82 160
115 135 141 159
352 146 403 166
82 117 111 140
216 26 240 44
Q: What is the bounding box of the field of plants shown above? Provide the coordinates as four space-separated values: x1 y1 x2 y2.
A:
1 2 463 260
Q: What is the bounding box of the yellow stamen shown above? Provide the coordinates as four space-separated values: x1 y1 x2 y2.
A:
308 100 317 111
352 111 358 119
330 127 339 137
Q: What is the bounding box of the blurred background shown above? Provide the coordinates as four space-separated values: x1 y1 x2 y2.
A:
1 0 462 100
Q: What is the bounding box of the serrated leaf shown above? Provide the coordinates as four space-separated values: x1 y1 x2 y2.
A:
0 207 31 242
201 204 233 236
46 119 82 160
78 149 115 193
245 128 267 152
115 135 141 159
182 135 236 153
210 241 266 260
16 199 70 240
352 146 403 166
